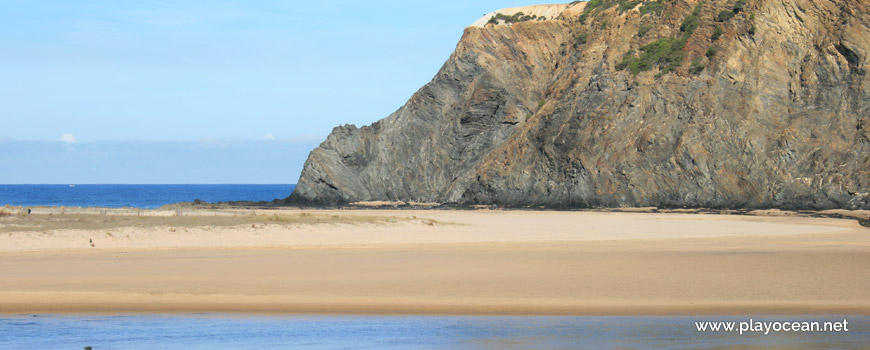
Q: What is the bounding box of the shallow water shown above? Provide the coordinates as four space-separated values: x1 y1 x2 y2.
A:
0 314 867 349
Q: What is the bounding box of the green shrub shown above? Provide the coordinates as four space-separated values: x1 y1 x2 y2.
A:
680 2 702 34
711 25 723 41
601 20 608 29
691 2 703 17
733 0 747 13
618 0 644 13
616 37 686 75
717 10 735 22
614 50 635 72
575 32 588 45
616 2 703 76
706 46 717 58
580 0 657 23
583 0 613 13
638 25 652 37
689 56 705 74
639 0 665 16
488 12 539 25
680 14 700 33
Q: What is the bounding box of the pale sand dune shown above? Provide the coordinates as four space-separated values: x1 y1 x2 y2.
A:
0 210 868 315
469 3 585 28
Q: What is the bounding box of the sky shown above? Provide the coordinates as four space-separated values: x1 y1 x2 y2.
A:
0 0 554 184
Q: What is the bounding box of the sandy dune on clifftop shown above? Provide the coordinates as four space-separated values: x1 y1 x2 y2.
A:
470 3 585 27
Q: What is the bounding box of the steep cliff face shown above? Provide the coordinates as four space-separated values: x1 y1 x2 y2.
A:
289 0 870 209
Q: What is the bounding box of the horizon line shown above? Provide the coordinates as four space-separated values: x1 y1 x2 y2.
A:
0 183 296 186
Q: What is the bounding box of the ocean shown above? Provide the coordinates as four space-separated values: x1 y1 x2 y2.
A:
1 314 867 349
0 184 295 209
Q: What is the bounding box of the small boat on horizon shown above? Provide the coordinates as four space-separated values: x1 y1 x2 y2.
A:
69 184 75 188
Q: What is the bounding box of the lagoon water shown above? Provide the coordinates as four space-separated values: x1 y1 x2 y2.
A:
1 314 867 349
0 184 294 209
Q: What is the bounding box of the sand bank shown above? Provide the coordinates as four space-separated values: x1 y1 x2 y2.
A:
0 209 863 251
0 210 868 315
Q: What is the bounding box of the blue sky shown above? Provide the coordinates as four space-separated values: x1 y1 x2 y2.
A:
0 0 550 184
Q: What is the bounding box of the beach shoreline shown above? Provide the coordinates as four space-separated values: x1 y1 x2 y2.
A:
3 291 869 316
1 209 868 315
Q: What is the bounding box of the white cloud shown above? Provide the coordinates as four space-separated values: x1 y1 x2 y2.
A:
58 133 78 144
263 133 276 140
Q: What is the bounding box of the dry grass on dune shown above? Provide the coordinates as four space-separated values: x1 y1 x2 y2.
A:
0 212 440 234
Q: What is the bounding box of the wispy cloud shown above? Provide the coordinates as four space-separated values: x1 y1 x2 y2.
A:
263 133 276 140
57 133 78 144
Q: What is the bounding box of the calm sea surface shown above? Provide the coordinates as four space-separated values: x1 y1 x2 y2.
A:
0 314 867 349
0 184 295 208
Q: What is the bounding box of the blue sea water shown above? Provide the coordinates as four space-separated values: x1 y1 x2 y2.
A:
0 184 295 209
0 314 867 349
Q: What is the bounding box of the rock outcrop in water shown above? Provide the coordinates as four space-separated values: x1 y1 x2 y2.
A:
288 0 870 209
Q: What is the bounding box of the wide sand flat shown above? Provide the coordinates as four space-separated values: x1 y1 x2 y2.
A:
0 209 868 315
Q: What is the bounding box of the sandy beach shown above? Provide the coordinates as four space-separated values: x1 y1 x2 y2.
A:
1 209 869 315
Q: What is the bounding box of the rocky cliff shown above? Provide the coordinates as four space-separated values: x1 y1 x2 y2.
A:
288 0 870 209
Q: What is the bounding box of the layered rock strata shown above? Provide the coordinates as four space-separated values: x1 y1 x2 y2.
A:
289 0 870 209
